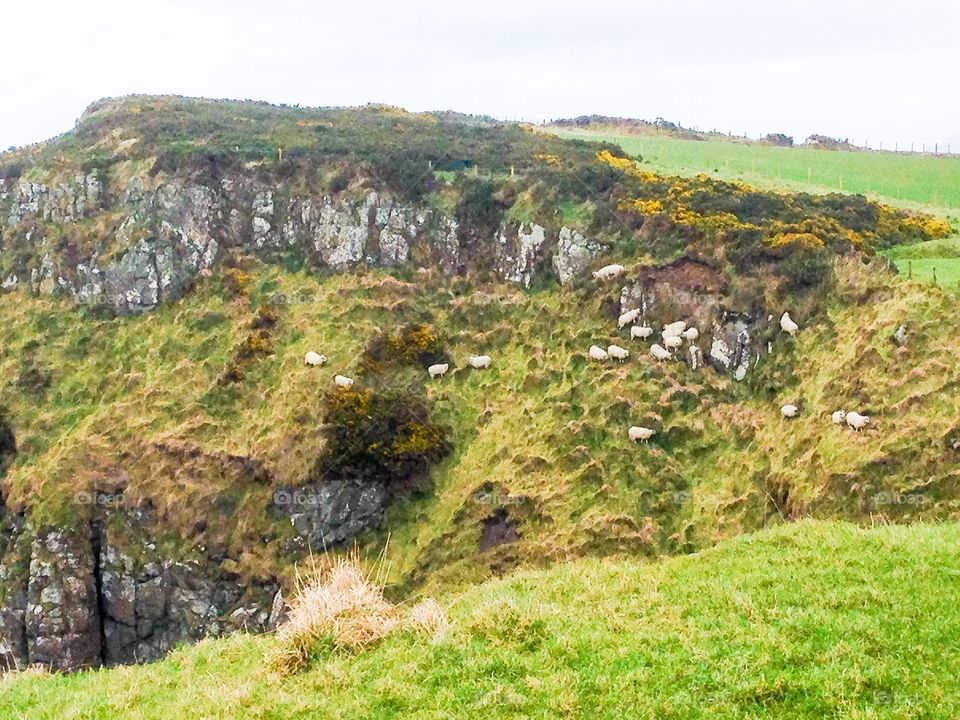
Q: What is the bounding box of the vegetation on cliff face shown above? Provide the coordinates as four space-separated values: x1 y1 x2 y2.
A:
4 522 960 719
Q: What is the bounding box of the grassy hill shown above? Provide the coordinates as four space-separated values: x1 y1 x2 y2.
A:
543 126 960 286
4 521 960 719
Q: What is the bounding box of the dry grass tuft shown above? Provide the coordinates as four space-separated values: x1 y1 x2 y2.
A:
272 556 449 674
408 598 451 638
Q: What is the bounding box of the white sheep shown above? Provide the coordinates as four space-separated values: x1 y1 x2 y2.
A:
589 345 609 362
682 327 699 341
780 312 799 336
304 351 327 367
467 354 492 369
592 264 626 280
650 344 672 361
831 410 846 425
618 308 641 328
607 344 629 362
428 363 450 379
628 426 656 442
846 411 870 430
662 320 687 339
781 404 798 418
663 335 683 349
631 325 653 340
334 374 354 388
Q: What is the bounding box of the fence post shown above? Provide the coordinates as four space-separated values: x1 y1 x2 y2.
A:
908 261 912 279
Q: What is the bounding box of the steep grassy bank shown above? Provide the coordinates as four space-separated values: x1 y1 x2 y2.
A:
4 521 959 719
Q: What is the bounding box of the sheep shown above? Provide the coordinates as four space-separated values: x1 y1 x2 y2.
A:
304 351 327 367
682 327 699 341
628 426 656 442
428 363 450 379
781 404 798 418
618 308 641 328
467 354 492 369
589 345 609 362
662 320 687 339
846 411 870 430
780 312 799 336
592 264 625 280
663 335 683 349
334 374 354 388
631 325 653 340
831 410 846 425
650 344 672 361
607 344 629 362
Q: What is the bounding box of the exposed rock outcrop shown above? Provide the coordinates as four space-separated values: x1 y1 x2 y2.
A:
618 257 770 380
0 514 277 671
1 174 603 315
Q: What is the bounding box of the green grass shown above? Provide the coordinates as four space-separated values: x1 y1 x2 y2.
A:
4 521 960 719
545 127 960 215
545 126 960 287
881 236 960 286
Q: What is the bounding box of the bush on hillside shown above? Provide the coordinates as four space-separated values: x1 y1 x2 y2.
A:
312 385 451 491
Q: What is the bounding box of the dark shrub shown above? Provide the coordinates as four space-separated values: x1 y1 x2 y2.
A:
312 386 451 491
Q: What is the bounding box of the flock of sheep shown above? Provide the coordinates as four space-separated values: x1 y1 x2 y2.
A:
303 349 492 388
586 264 872 444
300 261 871 447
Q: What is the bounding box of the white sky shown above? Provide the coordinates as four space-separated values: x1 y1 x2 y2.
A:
2 0 958 151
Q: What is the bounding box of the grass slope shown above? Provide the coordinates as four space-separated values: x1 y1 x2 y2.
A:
544 127 960 286
2 256 959 596
3 521 959 719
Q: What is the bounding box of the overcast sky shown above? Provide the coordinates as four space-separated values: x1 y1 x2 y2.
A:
2 0 958 151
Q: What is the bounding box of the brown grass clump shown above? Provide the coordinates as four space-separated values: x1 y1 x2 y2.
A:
272 557 448 674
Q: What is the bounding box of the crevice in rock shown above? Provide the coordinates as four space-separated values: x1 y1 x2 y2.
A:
148 249 164 304
0 410 16 477
90 520 108 667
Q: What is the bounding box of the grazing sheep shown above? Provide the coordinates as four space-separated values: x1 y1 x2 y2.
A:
831 410 846 425
592 264 625 280
682 327 699 341
780 312 799 336
618 308 641 328
334 374 354 388
628 426 656 442
607 344 629 362
846 411 870 430
428 363 450 379
663 335 683 349
781 404 798 418
304 351 327 366
631 325 654 340
467 354 492 369
589 345 609 362
650 344 672 361
662 320 687 339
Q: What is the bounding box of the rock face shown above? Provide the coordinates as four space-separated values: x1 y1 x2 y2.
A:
0 511 277 671
0 172 601 315
618 257 771 380
275 480 391 549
